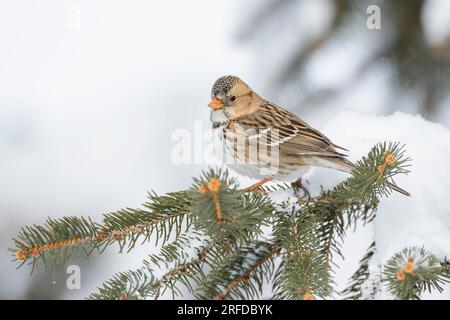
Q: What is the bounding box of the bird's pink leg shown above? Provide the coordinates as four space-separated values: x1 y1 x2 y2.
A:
245 178 272 193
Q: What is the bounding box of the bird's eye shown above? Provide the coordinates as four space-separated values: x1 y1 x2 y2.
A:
229 96 237 103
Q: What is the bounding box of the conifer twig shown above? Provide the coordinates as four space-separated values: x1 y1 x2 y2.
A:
212 244 281 300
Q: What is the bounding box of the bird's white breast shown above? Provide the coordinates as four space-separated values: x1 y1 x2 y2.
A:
211 121 310 181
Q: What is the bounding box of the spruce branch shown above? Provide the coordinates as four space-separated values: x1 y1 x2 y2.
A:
341 242 377 300
12 216 100 273
88 168 278 300
191 168 273 242
99 190 193 251
196 240 280 300
11 190 193 273
273 207 332 300
383 247 450 300
10 142 423 300
273 142 410 300
89 234 217 300
314 142 409 263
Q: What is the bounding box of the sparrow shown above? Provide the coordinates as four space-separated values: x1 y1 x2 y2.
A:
208 75 410 196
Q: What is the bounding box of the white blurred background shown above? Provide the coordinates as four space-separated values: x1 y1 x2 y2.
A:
1 0 449 299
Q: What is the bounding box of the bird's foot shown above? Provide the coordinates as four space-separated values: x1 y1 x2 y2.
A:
292 178 311 200
254 187 268 195
245 178 272 195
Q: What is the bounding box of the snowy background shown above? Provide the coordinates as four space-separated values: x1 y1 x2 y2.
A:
1 0 449 299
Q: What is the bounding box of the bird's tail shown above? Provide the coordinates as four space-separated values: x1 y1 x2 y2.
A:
317 157 411 197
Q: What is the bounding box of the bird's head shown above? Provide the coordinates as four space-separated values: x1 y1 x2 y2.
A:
209 75 257 122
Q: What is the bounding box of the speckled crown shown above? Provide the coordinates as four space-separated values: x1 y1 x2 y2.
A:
211 75 240 98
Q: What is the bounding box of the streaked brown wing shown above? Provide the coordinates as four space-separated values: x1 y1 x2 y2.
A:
234 102 347 159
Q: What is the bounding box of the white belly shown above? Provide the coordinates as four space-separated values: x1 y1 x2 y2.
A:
228 162 311 182
213 126 310 182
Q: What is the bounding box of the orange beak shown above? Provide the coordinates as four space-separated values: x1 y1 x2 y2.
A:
208 98 224 110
